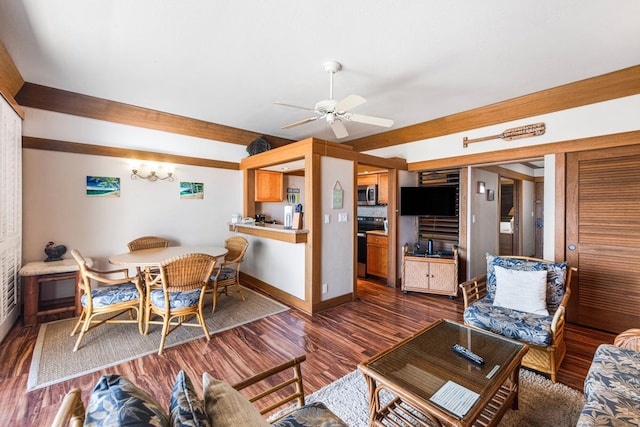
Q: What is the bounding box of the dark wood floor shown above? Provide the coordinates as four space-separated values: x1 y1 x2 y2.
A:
0 279 616 425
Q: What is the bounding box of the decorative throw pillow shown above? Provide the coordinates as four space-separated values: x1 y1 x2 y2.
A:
84 374 169 427
170 370 210 427
493 266 549 315
202 372 270 427
486 253 567 307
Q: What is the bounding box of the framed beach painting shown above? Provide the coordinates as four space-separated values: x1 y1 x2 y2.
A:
86 176 120 197
180 182 204 199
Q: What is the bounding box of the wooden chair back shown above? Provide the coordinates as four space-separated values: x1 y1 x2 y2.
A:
127 236 169 252
224 236 249 264
160 253 217 292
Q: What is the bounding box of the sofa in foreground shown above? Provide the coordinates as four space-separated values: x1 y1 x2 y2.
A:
52 355 347 427
577 328 640 426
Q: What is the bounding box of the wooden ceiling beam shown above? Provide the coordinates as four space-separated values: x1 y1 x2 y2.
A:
349 65 640 152
22 136 239 170
16 82 295 148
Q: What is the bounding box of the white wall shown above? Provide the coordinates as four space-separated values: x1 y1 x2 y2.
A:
521 179 535 257
320 156 354 300
23 149 242 268
467 168 500 278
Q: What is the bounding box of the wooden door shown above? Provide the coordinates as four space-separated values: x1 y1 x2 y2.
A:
566 144 640 333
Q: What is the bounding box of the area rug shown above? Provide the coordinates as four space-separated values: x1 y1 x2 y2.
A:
27 287 288 391
302 368 585 426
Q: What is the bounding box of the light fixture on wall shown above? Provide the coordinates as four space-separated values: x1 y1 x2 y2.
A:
131 163 174 182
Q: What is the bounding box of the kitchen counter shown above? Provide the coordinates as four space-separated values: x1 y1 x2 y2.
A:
366 230 388 236
228 222 308 243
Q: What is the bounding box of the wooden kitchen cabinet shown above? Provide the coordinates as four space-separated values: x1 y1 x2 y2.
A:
377 172 389 204
402 246 458 297
255 170 283 202
357 173 378 186
367 233 387 278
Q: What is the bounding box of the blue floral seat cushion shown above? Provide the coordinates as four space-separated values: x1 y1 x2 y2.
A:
486 254 567 309
578 344 640 426
463 297 557 346
150 289 202 309
81 282 140 308
212 267 236 282
272 402 348 427
170 370 210 427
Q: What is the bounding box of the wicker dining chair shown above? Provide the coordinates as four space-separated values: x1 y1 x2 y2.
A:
209 236 249 312
145 253 217 355
70 249 144 352
127 236 169 282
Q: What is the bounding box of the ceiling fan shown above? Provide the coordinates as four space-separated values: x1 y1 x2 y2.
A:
274 61 394 139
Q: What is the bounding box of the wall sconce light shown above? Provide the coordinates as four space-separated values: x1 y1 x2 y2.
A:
131 163 174 182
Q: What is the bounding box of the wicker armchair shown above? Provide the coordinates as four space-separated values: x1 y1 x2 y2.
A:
145 253 217 354
459 254 576 382
70 249 144 352
209 236 249 312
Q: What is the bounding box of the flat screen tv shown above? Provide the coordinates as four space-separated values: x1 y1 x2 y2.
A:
400 186 457 216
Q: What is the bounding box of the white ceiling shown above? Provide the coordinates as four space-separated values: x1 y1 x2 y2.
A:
1 0 639 144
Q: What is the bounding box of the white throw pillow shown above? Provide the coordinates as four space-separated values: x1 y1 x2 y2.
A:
493 266 549 315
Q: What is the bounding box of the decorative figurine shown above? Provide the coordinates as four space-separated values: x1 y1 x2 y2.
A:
44 241 67 262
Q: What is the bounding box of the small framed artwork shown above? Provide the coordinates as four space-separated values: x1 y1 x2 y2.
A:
476 181 486 194
86 176 120 197
332 181 343 209
486 189 495 201
180 182 204 199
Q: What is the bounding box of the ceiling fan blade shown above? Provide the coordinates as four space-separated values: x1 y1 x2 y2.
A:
273 101 316 112
281 116 320 129
330 120 349 139
335 94 366 112
346 113 394 128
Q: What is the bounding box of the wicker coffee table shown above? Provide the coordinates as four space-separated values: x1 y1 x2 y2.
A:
358 319 528 427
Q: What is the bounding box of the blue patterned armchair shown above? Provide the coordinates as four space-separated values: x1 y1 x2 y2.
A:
459 254 577 382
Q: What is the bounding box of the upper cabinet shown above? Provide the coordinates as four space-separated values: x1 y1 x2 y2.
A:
357 172 389 204
255 170 283 202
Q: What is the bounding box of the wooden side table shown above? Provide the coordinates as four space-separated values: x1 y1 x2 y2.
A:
19 258 93 326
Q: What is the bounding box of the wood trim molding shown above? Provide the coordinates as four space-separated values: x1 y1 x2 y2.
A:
16 82 294 148
349 65 640 152
408 130 640 171
239 273 311 314
22 136 239 170
0 40 25 118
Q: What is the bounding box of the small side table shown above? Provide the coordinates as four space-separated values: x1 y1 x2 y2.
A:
19 258 93 327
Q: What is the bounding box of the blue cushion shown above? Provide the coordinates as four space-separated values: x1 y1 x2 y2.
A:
84 374 169 427
271 402 348 427
170 370 210 427
150 289 202 309
486 254 567 308
212 267 236 282
81 282 140 308
463 297 557 346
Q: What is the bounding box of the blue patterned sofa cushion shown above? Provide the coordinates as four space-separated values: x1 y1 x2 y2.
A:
81 282 140 308
486 254 567 308
578 344 640 426
170 370 210 427
463 297 557 346
84 374 169 427
150 289 202 309
272 402 348 427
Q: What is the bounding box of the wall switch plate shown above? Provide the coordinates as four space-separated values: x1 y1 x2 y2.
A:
322 283 328 294
324 214 330 224
338 212 348 222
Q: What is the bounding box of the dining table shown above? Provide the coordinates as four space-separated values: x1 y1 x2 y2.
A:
109 245 228 269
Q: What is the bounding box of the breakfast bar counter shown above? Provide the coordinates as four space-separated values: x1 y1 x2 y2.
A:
228 222 308 243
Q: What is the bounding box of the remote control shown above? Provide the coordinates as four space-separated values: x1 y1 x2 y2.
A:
452 344 485 365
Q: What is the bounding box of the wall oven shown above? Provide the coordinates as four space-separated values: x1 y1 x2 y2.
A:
357 185 378 206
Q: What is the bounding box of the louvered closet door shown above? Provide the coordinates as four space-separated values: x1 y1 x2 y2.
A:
0 96 21 342
566 144 640 333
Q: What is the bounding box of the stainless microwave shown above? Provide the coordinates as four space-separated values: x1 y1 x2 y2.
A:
357 185 377 205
